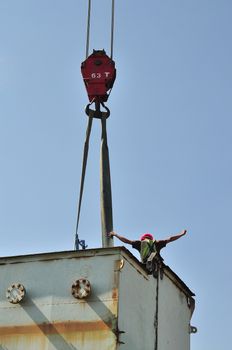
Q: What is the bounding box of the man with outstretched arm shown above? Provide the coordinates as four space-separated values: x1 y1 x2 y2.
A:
108 230 187 276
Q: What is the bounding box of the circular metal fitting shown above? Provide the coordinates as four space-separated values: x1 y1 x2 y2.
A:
71 279 91 299
189 325 198 334
119 259 124 270
6 283 26 304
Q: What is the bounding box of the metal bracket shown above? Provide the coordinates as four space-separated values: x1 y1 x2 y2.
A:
113 326 125 345
79 239 88 249
75 237 88 250
189 325 198 334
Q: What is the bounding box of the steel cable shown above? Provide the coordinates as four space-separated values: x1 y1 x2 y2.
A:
111 0 115 58
85 0 115 58
85 0 91 58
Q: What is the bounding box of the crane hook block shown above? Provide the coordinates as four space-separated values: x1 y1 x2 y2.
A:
81 50 116 103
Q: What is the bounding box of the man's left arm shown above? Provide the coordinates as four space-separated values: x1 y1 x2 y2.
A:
160 229 187 245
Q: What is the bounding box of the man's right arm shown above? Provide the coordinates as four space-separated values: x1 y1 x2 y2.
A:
108 231 134 245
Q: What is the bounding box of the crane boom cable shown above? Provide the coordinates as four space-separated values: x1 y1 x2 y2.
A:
85 0 115 59
110 0 115 58
85 0 91 58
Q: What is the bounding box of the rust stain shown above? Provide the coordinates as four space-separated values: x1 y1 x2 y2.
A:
112 287 118 300
0 330 116 350
0 320 111 336
113 260 120 300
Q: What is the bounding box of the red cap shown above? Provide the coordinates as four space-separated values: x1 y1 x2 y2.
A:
140 233 154 241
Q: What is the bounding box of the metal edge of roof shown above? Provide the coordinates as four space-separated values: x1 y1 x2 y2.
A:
0 247 122 264
162 265 196 317
163 265 195 297
0 246 195 298
120 247 195 298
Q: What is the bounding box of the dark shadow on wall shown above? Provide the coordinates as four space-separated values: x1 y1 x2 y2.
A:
87 295 117 330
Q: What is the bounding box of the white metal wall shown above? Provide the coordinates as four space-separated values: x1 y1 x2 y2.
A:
118 256 157 350
158 271 192 350
0 249 194 350
0 251 119 350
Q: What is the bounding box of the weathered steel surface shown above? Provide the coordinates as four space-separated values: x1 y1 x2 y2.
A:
157 270 193 350
0 248 195 350
0 251 119 349
118 257 195 350
118 257 157 349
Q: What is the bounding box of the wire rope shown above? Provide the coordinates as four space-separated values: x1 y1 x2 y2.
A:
110 0 115 58
85 0 115 59
85 0 91 58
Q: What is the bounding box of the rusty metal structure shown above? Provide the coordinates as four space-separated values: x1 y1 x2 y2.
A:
0 247 196 349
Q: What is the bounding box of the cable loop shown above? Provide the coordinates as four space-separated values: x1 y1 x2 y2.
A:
85 102 110 119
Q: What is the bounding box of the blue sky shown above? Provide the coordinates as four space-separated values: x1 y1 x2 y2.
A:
0 1 232 349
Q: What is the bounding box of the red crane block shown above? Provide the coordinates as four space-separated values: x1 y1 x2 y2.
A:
81 50 116 103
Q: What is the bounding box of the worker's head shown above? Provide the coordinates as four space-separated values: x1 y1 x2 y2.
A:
140 233 154 241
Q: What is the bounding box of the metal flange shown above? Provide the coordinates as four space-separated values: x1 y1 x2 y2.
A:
71 278 91 299
6 283 26 304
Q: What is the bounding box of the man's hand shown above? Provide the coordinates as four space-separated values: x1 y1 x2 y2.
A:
107 231 133 245
180 229 187 236
107 231 116 238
